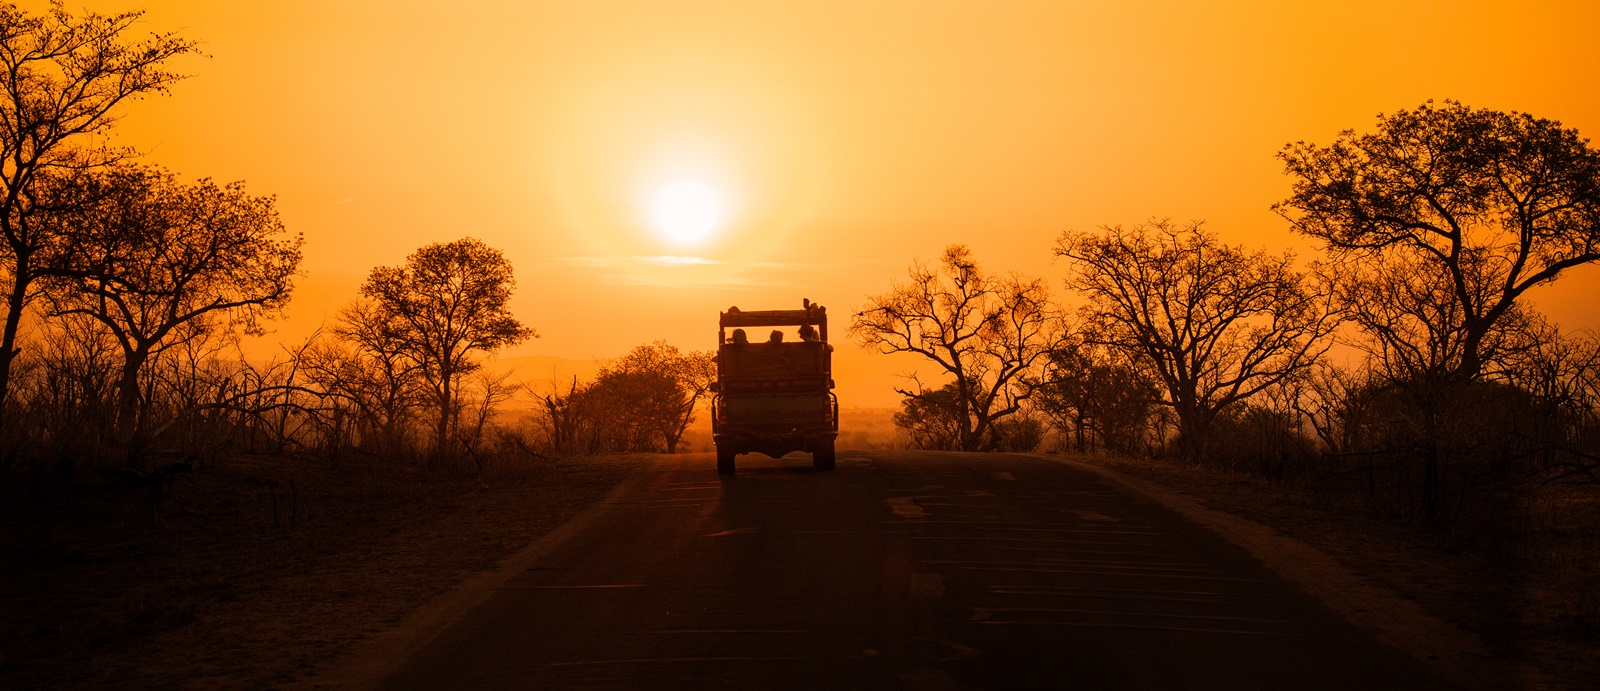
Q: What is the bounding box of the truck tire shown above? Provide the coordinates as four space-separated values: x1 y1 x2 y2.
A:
717 447 737 474
812 441 836 471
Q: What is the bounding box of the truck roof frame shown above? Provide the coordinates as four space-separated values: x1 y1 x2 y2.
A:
719 303 829 342
719 309 824 328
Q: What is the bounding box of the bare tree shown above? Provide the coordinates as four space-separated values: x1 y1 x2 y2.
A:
851 244 1062 451
359 238 533 460
1055 220 1335 459
456 369 518 473
44 166 300 464
303 299 427 458
0 3 197 419
1276 100 1600 386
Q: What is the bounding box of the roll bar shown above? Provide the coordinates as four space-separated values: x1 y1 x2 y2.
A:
719 300 829 342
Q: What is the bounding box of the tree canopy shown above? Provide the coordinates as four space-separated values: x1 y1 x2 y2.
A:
0 2 197 418
43 165 300 460
1055 220 1333 457
851 244 1061 451
1276 100 1600 384
359 238 532 459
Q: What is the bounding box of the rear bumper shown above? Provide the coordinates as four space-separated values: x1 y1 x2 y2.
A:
711 392 839 458
713 426 837 458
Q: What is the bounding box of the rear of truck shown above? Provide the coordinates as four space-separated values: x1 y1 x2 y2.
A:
710 303 839 474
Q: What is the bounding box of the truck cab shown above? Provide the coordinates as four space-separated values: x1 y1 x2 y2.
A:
711 301 839 474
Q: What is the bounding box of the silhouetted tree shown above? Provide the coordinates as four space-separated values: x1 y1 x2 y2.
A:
43 166 300 464
1276 100 1600 386
0 3 196 423
892 381 965 451
852 245 1062 451
1034 340 1160 455
609 341 716 452
1294 362 1382 456
1055 220 1334 459
303 299 425 459
359 238 533 460
1278 102 1600 516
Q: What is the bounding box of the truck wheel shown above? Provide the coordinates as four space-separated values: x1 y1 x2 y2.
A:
717 447 736 474
813 442 836 471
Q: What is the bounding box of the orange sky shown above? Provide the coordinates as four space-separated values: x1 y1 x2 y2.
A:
66 0 1600 407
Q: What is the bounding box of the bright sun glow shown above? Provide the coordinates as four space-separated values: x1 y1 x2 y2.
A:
652 180 721 244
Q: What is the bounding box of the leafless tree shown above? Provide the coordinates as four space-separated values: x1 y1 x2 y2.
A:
43 166 301 465
0 3 196 420
1055 220 1335 459
359 238 533 460
1276 100 1600 386
1294 362 1382 456
456 369 518 473
851 245 1063 452
302 299 426 458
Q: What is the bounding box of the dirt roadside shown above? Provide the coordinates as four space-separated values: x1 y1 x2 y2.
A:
1039 454 1595 691
1 454 649 690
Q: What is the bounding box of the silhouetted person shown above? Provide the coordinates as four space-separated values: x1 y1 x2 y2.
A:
731 328 749 344
799 324 819 342
768 329 784 344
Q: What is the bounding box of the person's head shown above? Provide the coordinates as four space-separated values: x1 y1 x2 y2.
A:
798 324 819 341
768 329 784 343
731 328 748 344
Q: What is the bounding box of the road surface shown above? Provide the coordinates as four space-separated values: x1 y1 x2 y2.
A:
379 451 1458 690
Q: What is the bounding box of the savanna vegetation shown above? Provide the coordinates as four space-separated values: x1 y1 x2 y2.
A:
0 5 711 685
2 0 1597 686
856 100 1600 652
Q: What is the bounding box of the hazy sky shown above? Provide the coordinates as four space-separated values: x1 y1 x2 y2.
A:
83 0 1600 406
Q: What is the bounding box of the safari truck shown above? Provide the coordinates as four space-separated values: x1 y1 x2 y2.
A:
711 300 839 474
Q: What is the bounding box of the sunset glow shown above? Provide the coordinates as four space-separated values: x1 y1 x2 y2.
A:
89 0 1600 407
651 180 721 244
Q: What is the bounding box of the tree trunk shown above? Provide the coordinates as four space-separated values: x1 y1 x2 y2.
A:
433 368 454 463
115 348 150 469
1422 443 1441 521
1074 409 1086 454
0 253 31 430
1175 404 1213 464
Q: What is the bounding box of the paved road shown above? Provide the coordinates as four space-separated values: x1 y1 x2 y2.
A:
381 451 1458 690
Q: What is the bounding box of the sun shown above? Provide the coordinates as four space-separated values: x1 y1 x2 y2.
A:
652 180 721 244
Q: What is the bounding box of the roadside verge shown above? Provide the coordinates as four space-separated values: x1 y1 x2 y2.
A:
296 462 651 690
1034 453 1519 690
